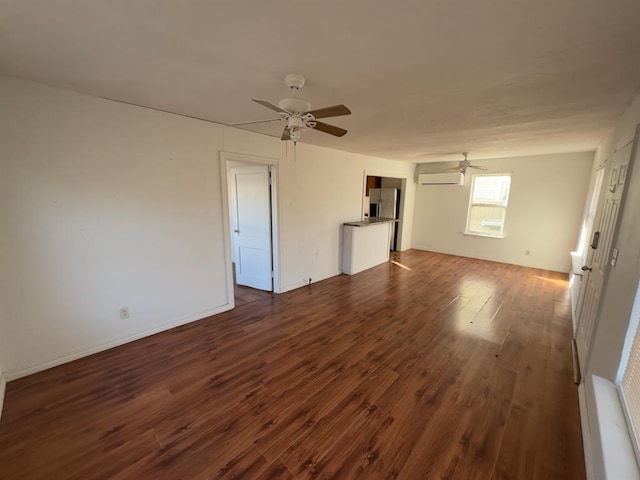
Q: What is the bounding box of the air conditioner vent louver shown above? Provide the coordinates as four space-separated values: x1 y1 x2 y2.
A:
419 172 464 185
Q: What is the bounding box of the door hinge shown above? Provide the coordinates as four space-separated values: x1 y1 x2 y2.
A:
271 270 274 278
268 170 272 185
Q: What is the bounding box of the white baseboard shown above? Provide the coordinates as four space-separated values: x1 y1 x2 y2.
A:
569 273 581 336
278 270 339 294
579 383 594 480
5 303 233 381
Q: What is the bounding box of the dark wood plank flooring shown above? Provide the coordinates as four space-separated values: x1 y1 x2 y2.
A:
0 250 585 479
233 262 273 307
234 283 273 307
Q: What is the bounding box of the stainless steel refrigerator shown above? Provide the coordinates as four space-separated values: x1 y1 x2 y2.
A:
369 188 400 251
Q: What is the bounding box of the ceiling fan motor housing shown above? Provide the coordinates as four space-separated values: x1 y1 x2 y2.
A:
278 97 311 115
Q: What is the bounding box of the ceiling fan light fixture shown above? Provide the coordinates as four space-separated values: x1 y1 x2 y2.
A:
289 128 301 143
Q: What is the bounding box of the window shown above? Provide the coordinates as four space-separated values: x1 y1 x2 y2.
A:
465 174 511 237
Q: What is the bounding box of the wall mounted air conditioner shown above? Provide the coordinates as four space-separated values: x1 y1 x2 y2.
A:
418 172 464 185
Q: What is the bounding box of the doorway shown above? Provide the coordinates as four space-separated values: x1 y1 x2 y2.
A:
221 152 279 308
363 174 405 251
575 135 636 373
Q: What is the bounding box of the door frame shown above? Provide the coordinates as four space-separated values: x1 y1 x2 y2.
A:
220 151 281 306
575 131 638 375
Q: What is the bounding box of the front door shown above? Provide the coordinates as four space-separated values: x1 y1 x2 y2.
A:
575 138 635 370
232 165 273 291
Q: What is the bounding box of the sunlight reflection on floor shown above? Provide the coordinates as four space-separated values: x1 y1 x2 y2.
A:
391 260 412 271
532 275 569 287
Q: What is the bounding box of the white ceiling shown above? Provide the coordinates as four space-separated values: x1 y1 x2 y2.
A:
1 0 640 162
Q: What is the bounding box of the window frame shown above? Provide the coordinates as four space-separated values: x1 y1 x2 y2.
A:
464 173 512 239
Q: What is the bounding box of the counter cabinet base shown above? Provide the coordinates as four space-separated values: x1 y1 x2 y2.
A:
342 222 391 275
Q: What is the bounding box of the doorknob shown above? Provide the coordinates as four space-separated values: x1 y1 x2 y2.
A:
581 266 592 272
234 229 240 233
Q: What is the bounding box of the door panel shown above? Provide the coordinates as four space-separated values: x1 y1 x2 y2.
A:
575 141 633 370
233 165 272 291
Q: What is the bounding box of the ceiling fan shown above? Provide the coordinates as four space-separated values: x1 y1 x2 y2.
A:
232 74 351 144
443 152 488 174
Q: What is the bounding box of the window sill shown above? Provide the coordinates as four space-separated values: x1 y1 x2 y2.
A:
589 375 640 479
463 231 504 239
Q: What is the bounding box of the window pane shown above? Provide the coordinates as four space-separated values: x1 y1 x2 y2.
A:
468 206 506 236
472 176 511 206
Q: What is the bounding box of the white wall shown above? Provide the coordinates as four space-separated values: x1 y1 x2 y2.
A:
412 152 593 272
274 143 415 291
0 77 231 378
220 126 415 291
219 127 415 292
0 136 6 417
0 77 415 379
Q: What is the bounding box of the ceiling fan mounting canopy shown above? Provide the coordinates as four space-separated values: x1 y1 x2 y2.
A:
284 73 305 90
235 73 351 144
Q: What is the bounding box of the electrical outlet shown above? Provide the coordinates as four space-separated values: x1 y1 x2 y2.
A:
119 307 130 319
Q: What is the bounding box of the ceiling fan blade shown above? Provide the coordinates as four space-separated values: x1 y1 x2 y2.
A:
442 167 463 172
416 151 462 158
307 104 351 119
311 121 347 137
252 99 289 114
231 118 281 126
281 126 291 141
469 165 488 170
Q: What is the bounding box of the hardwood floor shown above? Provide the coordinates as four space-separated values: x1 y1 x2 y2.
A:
234 283 273 307
0 250 585 479
232 262 274 307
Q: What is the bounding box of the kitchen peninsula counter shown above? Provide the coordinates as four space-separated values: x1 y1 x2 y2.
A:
342 218 395 275
343 217 399 227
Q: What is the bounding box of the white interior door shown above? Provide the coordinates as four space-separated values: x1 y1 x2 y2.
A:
233 165 272 291
575 140 634 369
